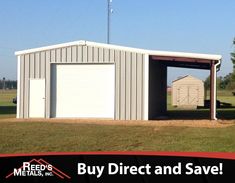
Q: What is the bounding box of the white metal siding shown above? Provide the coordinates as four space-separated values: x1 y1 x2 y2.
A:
17 44 145 120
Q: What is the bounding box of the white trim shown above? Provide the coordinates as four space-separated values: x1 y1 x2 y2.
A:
15 40 86 55
212 64 217 120
86 41 222 60
15 40 222 61
213 67 217 120
213 59 221 120
143 54 149 120
147 50 222 61
16 56 20 118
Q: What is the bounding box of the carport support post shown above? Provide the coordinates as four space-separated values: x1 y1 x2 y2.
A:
210 61 216 120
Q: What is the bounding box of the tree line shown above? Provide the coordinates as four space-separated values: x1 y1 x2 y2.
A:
205 38 235 90
0 79 17 89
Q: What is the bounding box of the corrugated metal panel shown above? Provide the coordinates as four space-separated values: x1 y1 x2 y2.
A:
56 48 61 63
61 47 66 63
131 53 137 120
104 49 109 63
87 46 93 63
50 49 56 63
114 50 120 119
67 47 72 63
40 52 46 78
94 47 99 63
29 54 35 78
125 52 131 120
119 51 126 120
110 49 115 62
77 46 82 62
98 47 104 63
82 46 88 63
35 52 40 78
24 54 30 118
45 50 51 118
136 53 143 120
18 44 145 120
71 46 77 62
19 55 24 118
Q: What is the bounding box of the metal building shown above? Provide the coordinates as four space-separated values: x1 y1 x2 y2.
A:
172 75 204 107
15 40 221 120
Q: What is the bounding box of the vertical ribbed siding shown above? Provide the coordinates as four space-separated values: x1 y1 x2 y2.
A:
114 50 120 119
136 54 144 120
19 55 24 118
119 51 126 120
19 44 145 120
29 54 35 78
131 53 137 119
125 52 131 120
51 49 56 62
24 54 30 118
35 52 40 78
45 50 51 118
72 46 77 62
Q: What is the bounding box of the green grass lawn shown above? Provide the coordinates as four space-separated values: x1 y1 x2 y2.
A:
0 89 234 153
0 90 16 106
0 121 234 153
0 90 16 119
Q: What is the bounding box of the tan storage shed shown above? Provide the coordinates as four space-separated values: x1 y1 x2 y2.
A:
172 75 204 107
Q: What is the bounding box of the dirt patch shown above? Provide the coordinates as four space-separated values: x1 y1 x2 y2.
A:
0 118 234 128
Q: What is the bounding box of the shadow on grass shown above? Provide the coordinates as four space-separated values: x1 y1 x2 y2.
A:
167 108 235 120
217 109 235 120
0 106 16 115
167 110 210 120
0 105 234 120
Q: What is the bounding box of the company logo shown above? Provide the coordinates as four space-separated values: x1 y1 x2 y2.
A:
5 158 71 179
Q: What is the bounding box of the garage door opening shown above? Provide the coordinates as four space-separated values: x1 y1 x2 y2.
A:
51 64 115 118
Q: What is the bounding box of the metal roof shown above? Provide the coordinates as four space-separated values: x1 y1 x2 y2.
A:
15 40 222 61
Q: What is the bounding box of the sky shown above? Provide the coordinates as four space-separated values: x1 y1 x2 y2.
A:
0 0 234 84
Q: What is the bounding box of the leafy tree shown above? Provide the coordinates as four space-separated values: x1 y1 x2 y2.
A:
204 76 210 99
223 73 233 89
231 38 235 69
204 76 210 91
230 38 235 88
204 38 235 94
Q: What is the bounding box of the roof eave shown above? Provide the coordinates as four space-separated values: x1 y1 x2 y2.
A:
15 40 87 56
14 40 222 63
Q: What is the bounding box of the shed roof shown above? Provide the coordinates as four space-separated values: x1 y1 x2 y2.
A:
15 40 222 62
172 75 204 83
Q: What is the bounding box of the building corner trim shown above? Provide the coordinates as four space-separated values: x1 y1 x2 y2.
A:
16 56 21 118
143 54 149 120
213 59 221 120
